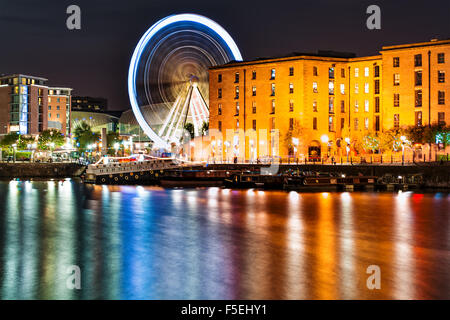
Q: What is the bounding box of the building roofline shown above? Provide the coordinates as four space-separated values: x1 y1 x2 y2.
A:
0 74 48 81
381 39 450 52
209 53 381 70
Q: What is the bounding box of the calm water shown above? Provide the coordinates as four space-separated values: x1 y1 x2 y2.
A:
0 179 449 300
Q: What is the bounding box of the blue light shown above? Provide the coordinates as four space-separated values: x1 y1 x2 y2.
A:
128 13 243 148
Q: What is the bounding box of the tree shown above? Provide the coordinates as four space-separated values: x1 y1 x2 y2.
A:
106 132 121 155
201 121 209 136
38 129 65 150
283 120 302 156
184 123 194 139
361 131 380 153
73 122 100 152
0 132 20 147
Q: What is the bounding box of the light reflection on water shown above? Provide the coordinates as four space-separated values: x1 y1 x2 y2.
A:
0 180 449 299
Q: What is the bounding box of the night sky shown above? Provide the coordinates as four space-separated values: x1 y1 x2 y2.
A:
0 0 448 110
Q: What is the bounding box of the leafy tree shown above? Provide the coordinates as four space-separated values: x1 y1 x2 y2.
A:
283 119 302 156
0 132 20 147
184 123 195 139
201 121 209 136
38 129 65 150
361 131 380 153
73 122 100 152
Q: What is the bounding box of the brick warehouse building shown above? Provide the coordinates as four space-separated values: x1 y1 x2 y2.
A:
208 39 449 162
0 74 72 136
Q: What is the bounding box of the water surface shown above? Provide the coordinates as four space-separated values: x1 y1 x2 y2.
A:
0 180 449 299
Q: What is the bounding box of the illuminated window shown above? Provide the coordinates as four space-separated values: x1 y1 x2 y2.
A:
328 116 334 132
393 57 399 67
354 83 359 94
394 93 400 107
328 81 334 95
252 86 256 96
271 99 275 114
364 83 369 93
438 53 445 64
354 68 359 77
236 119 239 129
364 117 369 130
252 101 256 114
271 83 275 96
415 111 422 127
393 73 400 86
235 86 239 99
48 97 51 103
313 100 318 112
289 83 294 94
312 82 318 93
329 67 335 79
329 97 334 113
354 100 359 112
235 102 240 115
364 100 369 112
270 69 276 80
364 67 369 77
438 70 445 83
218 103 222 115
340 84 345 94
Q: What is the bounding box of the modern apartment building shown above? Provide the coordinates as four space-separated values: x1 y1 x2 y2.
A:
0 74 72 136
208 39 449 161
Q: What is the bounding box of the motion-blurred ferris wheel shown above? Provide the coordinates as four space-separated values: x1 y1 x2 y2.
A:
128 13 243 149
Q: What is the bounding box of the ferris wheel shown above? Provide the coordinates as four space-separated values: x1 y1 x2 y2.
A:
128 13 243 149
